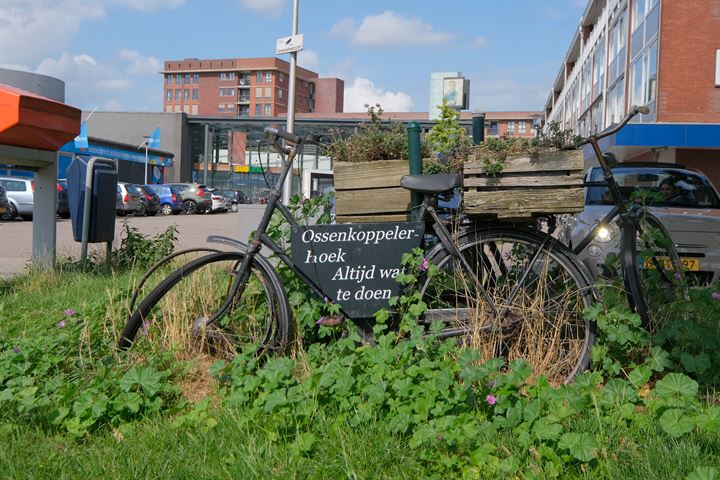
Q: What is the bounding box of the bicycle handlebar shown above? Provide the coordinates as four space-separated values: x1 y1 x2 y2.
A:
264 126 303 145
582 105 649 145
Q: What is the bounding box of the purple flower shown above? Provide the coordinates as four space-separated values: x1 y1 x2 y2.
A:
486 394 497 405
316 316 328 325
674 271 683 281
419 258 429 272
64 309 75 317
12 346 20 354
712 292 720 301
57 320 66 329
141 320 151 336
436 435 445 442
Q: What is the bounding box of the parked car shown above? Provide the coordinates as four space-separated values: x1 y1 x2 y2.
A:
560 163 720 286
0 176 33 221
56 180 70 219
134 185 161 217
116 182 141 216
220 189 251 212
166 183 213 214
208 188 232 213
0 184 11 220
145 184 183 215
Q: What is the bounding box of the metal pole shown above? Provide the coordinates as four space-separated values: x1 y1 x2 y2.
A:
203 123 210 185
472 112 486 145
144 139 149 184
407 121 422 213
282 0 299 205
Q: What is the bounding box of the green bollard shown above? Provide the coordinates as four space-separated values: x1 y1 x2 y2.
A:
407 121 422 215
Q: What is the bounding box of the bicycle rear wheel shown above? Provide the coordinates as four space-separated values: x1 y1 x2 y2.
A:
421 227 596 385
118 251 292 357
621 212 685 330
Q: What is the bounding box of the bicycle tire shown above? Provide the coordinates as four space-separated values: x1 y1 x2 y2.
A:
421 226 596 385
118 251 292 357
621 212 685 331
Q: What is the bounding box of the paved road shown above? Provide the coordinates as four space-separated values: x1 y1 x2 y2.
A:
0 205 266 278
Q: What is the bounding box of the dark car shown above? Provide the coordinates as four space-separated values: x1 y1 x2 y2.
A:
56 180 70 219
166 183 213 214
134 185 161 217
221 189 251 212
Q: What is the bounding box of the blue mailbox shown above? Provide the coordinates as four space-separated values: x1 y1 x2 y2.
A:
67 156 117 243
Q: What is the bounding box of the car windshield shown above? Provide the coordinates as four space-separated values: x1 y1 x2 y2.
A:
587 166 720 208
125 184 142 195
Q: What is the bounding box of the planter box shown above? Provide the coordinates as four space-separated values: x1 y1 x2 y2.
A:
334 159 411 223
463 150 584 220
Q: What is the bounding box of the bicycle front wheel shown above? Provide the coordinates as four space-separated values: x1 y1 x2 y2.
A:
118 251 292 357
421 227 596 385
621 212 685 331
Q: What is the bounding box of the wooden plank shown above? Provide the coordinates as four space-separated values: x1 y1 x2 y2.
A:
335 187 411 215
464 150 583 175
334 160 408 190
464 173 584 188
336 213 410 224
464 188 584 215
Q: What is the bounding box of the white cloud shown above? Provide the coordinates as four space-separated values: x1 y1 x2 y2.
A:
334 11 454 48
102 99 125 111
239 0 285 18
35 52 132 109
119 49 163 76
0 1 105 67
297 49 320 71
328 18 355 39
472 37 488 48
111 0 185 12
344 77 413 112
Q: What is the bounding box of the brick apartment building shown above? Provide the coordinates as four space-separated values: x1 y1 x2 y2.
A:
163 57 344 117
543 0 720 183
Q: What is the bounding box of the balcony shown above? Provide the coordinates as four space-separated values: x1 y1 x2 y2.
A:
237 95 250 103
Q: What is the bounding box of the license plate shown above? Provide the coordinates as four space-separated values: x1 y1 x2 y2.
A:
641 257 700 271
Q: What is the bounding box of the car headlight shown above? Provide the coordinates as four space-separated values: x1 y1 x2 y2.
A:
595 225 616 243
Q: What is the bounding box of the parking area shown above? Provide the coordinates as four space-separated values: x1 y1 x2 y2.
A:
0 206 266 279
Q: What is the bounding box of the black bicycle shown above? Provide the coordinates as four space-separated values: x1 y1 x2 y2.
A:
570 106 685 329
119 127 597 384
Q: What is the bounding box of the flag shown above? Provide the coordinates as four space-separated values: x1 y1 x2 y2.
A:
148 127 161 149
74 122 88 149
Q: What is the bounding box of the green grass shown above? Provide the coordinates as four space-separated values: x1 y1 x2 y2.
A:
2 266 720 479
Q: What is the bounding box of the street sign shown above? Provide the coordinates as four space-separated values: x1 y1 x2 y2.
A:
276 34 304 55
291 222 425 319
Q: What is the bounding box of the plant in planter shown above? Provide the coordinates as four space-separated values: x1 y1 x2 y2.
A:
424 99 472 174
462 122 585 219
329 105 431 223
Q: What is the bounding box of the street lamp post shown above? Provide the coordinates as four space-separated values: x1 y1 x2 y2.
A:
143 135 150 184
282 0 299 205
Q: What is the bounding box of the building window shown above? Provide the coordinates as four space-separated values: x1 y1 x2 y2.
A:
219 104 225 112
166 90 172 101
519 121 526 134
264 86 272 99
255 104 262 116
192 73 199 84
255 87 262 99
608 9 628 84
592 39 605 99
175 89 181 101
488 122 499 136
278 89 283 99
220 72 236 80
279 73 285 82
631 40 658 107
507 121 515 133
264 104 271 116
166 75 172 85
606 79 625 125
184 73 191 84
265 72 272 82
256 72 263 83
225 104 234 114
183 89 190 100
192 88 198 100
175 74 182 84
581 60 592 112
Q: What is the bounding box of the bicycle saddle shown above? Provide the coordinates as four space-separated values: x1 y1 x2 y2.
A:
400 173 462 194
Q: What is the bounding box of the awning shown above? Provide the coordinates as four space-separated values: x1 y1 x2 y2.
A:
0 83 81 152
584 122 720 160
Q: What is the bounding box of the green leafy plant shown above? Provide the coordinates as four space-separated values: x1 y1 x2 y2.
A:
113 223 178 270
425 99 472 173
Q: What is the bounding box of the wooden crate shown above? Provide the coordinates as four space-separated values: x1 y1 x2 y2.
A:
463 150 584 219
334 159 411 223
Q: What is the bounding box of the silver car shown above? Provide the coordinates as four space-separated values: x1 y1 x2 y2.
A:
0 176 34 221
561 163 720 286
116 182 141 217
0 184 11 220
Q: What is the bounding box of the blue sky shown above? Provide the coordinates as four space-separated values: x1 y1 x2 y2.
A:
0 0 587 113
